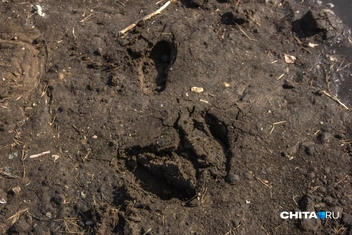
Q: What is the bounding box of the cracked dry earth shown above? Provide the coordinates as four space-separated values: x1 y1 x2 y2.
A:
1 0 352 234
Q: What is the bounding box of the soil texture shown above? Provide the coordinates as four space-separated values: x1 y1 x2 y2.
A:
1 0 352 234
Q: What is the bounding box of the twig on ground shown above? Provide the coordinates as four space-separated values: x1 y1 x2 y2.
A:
119 0 175 35
0 169 20 179
321 90 349 110
21 146 27 178
293 195 299 206
116 0 125 7
293 35 312 53
82 149 92 163
336 57 345 71
337 61 352 72
235 23 255 41
29 150 50 159
261 225 270 235
6 208 29 226
80 12 94 23
269 121 286 134
143 228 152 235
61 217 83 234
199 99 209 104
72 28 77 39
335 174 349 185
256 177 273 199
277 73 285 80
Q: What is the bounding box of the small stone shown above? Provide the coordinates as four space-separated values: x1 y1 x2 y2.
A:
244 172 254 180
129 215 142 222
301 142 316 156
226 173 240 185
81 191 87 199
317 186 327 194
224 82 230 87
265 167 273 174
324 167 331 174
45 212 52 218
232 220 240 227
307 172 315 179
191 86 204 93
297 167 307 175
304 145 316 156
85 220 94 226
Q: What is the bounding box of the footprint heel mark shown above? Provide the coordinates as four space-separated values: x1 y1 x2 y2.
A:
204 112 232 176
149 40 177 92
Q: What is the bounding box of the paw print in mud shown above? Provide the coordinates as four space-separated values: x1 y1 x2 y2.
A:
122 109 232 201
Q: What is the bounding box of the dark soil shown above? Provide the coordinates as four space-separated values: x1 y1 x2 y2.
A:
1 0 352 234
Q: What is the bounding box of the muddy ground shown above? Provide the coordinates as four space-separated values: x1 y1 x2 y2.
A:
1 0 352 234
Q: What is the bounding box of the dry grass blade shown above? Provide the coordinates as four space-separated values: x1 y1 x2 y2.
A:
235 23 255 41
256 177 273 198
119 0 175 35
322 90 349 110
80 13 94 23
270 121 286 134
6 208 29 227
337 62 352 72
0 169 20 179
340 139 352 145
